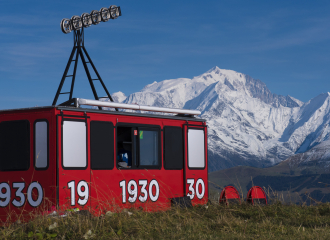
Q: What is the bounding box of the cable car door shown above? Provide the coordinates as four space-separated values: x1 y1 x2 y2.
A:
184 125 208 205
57 115 91 210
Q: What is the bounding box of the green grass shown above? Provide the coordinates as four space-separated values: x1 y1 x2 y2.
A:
1 201 330 239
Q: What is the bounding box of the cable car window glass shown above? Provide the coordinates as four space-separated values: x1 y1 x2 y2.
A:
188 129 205 168
35 120 48 169
0 120 30 171
164 126 183 170
139 129 159 167
62 120 87 168
117 126 133 169
91 121 114 170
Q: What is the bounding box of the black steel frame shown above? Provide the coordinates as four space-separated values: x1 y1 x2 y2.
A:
52 28 117 111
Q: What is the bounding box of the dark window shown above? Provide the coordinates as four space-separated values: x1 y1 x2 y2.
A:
164 126 183 170
91 121 114 170
117 126 133 168
0 120 30 171
138 129 159 167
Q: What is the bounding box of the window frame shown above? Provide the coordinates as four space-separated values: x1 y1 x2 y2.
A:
116 123 162 170
187 127 206 170
61 118 88 170
0 120 30 172
34 119 49 170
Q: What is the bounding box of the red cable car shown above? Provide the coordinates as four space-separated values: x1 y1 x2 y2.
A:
246 186 267 205
0 99 208 222
219 186 240 205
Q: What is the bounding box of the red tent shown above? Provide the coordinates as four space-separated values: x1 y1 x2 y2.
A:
219 186 240 205
246 186 267 205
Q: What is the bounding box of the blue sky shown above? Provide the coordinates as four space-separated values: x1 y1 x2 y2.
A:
0 0 330 109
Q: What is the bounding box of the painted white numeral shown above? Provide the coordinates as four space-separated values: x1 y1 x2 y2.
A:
68 181 89 206
0 182 44 208
149 180 159 202
0 183 10 207
68 181 75 206
12 183 25 207
187 179 195 200
187 179 205 200
77 181 89 205
27 182 43 207
196 179 205 199
119 180 126 203
120 179 159 203
128 180 138 203
139 180 148 202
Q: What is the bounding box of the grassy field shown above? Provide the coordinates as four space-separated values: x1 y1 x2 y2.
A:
1 200 330 239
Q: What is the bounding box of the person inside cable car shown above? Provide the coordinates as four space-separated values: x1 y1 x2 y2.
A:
117 142 132 168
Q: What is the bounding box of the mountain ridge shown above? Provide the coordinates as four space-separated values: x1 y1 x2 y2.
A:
109 66 330 172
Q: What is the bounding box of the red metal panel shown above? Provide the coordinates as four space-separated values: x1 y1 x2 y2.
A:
184 123 208 206
57 111 91 212
0 108 56 223
88 113 187 214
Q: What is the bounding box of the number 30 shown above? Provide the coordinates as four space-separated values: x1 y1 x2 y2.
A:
187 179 205 200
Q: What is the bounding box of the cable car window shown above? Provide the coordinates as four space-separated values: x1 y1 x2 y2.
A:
188 129 205 169
116 125 160 169
62 120 87 168
164 126 183 170
117 126 133 168
91 121 114 170
0 120 30 171
138 129 159 167
35 120 48 169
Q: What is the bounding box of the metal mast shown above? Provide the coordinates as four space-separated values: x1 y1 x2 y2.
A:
52 5 121 110
52 29 116 110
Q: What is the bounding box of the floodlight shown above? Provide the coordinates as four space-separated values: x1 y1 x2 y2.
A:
109 5 120 19
71 16 82 30
60 5 121 34
91 10 101 25
61 18 72 34
81 13 92 28
100 7 110 22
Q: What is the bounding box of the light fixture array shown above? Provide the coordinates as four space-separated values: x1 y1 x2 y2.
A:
60 5 121 34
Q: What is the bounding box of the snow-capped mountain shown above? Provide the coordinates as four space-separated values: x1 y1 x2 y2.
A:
112 91 127 103
111 66 330 172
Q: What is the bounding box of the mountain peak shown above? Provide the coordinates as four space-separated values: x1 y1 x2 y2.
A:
196 67 245 86
205 66 239 76
206 66 221 73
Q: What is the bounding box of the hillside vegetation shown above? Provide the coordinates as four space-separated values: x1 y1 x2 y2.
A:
1 201 330 239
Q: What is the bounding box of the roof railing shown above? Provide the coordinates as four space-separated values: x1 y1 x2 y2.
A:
74 98 201 116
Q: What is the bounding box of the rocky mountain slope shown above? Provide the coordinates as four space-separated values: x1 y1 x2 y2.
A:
283 140 330 170
110 67 330 172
